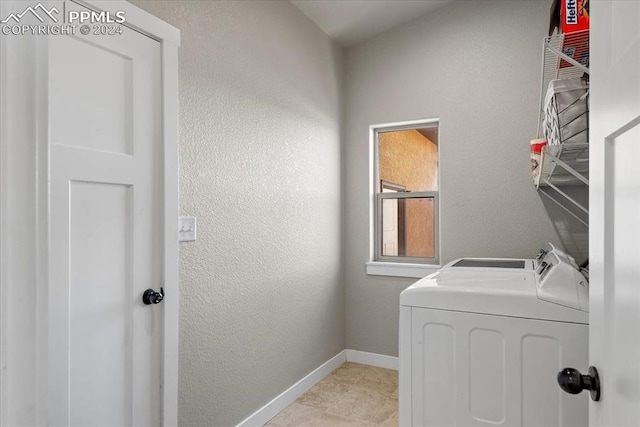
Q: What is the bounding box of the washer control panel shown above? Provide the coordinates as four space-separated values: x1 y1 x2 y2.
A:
535 244 588 312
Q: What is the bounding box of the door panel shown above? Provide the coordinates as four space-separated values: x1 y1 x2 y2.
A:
412 320 456 427
469 329 505 423
69 182 133 426
48 4 162 426
50 35 133 154
522 336 562 427
590 1 640 426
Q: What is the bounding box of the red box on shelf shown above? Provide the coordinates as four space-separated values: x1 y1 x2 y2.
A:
559 0 589 69
559 30 589 69
561 0 589 34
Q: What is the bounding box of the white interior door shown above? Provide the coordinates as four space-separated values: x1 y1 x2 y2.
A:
48 4 163 426
590 1 640 426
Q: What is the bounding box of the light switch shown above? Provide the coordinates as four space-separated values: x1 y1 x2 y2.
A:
178 216 196 242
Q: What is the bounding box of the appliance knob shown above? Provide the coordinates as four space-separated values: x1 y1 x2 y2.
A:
557 366 600 401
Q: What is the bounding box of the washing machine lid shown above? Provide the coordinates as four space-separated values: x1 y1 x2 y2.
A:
400 258 588 324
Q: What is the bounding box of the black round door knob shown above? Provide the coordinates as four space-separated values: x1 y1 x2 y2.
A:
142 288 164 305
557 366 601 401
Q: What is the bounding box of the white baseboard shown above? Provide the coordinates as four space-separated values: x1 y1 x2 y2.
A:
236 350 347 427
235 349 398 427
346 349 398 371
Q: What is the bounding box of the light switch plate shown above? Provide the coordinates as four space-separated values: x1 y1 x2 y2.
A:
178 216 196 242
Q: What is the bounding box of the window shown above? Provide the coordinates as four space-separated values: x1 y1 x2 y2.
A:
370 120 439 271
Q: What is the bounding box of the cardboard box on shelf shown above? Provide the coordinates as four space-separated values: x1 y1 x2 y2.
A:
561 0 589 34
557 0 589 69
559 30 589 69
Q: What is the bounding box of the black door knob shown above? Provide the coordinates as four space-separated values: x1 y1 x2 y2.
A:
557 366 600 401
142 288 164 305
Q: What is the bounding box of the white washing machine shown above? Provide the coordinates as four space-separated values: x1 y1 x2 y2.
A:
399 244 589 427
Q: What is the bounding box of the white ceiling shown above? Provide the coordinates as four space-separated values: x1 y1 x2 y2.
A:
290 0 453 47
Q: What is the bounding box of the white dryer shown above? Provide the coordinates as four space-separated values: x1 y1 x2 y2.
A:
399 244 589 427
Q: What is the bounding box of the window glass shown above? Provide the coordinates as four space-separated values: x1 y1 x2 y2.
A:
379 129 438 192
381 197 435 258
375 123 439 263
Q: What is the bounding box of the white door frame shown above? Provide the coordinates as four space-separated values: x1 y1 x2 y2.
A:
0 1 180 425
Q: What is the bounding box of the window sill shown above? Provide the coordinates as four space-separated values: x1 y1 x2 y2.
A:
365 261 441 278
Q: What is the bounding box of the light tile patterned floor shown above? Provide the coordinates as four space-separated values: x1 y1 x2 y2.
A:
264 362 398 427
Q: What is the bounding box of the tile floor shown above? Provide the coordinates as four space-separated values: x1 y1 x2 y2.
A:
264 362 398 426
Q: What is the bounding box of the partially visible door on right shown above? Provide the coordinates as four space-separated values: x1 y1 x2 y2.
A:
590 1 640 426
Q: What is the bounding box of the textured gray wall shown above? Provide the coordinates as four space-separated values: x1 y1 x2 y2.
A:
130 1 344 426
343 0 561 356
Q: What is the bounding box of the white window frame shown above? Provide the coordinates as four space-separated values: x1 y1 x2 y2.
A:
366 119 441 278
